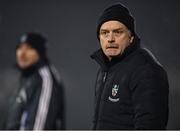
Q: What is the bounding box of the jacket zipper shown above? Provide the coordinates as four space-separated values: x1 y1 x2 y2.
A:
94 71 108 129
103 72 107 83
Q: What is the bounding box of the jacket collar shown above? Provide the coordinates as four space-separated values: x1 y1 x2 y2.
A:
17 59 48 77
91 35 140 71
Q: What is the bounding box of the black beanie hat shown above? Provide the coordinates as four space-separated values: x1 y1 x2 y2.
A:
97 3 135 39
17 32 47 60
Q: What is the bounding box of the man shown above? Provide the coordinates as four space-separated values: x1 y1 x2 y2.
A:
91 3 169 130
5 32 65 130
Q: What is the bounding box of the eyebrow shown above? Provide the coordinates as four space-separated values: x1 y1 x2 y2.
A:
100 28 125 32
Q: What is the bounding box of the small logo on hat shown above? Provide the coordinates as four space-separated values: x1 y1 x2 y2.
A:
20 34 27 43
112 84 119 97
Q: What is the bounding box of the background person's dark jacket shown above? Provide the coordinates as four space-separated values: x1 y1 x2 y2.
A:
5 61 65 130
91 37 169 130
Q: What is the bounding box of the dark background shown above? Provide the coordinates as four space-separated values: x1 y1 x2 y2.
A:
0 0 179 129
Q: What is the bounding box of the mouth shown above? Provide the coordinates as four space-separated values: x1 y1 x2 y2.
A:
106 46 118 49
106 43 119 49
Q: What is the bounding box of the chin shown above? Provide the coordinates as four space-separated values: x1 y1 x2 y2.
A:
18 63 30 69
19 65 28 69
107 52 121 57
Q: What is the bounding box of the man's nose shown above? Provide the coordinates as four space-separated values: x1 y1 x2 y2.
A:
108 32 115 43
18 49 26 57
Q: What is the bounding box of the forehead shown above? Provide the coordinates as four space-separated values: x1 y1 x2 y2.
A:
17 42 33 49
100 20 128 30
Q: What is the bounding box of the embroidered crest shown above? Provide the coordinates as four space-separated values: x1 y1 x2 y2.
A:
108 96 119 102
112 84 119 97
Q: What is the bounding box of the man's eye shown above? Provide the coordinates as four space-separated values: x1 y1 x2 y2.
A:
100 31 108 36
114 30 124 34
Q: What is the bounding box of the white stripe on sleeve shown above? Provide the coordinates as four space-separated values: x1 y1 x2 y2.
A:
33 66 53 130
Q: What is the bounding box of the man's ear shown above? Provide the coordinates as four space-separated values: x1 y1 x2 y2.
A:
130 35 134 43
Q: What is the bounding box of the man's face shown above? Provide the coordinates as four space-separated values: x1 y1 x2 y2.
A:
16 43 40 69
99 20 134 60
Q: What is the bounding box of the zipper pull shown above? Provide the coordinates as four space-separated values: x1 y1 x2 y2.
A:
103 72 107 83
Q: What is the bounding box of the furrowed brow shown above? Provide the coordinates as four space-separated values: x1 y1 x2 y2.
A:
100 29 109 32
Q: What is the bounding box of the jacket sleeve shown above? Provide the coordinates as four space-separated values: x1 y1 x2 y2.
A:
129 64 169 129
56 82 66 130
33 67 55 130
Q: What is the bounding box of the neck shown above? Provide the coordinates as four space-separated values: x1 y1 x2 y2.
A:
108 57 112 61
19 59 47 76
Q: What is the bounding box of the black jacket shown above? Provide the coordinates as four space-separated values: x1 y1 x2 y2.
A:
91 37 169 130
5 61 65 130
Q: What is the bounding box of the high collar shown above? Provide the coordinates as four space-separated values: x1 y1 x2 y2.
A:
91 35 140 71
17 59 48 77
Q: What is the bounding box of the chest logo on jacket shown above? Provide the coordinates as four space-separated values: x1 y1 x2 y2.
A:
108 84 120 102
112 84 119 97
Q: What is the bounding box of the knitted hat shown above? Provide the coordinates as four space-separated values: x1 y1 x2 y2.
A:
17 32 47 60
97 3 135 39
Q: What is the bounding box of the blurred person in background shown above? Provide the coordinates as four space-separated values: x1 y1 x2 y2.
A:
5 32 65 130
